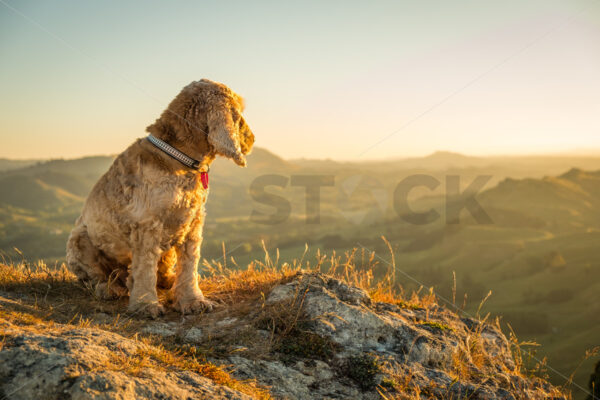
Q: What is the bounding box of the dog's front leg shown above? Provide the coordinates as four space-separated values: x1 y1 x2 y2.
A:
173 229 214 314
128 232 164 318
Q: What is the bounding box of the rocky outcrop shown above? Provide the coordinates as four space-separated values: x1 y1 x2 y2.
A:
0 326 252 400
213 274 562 400
0 273 566 399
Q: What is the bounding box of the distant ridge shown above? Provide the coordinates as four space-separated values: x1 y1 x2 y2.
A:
398 151 487 169
0 158 42 172
0 175 83 210
480 167 600 230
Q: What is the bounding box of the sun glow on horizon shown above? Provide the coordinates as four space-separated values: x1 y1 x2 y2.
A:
1 0 599 160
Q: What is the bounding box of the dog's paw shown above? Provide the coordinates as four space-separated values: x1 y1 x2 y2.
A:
128 301 165 319
173 295 215 314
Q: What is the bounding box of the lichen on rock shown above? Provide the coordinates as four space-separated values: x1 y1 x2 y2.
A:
0 269 567 400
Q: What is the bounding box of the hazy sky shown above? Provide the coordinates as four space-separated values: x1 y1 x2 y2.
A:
1 0 599 160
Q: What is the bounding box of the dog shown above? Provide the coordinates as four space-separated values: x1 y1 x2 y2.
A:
66 79 254 317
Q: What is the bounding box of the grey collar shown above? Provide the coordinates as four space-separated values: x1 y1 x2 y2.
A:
147 134 202 170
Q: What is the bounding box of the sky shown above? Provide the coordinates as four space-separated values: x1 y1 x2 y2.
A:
0 0 599 161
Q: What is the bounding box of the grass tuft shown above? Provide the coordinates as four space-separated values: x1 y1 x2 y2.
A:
345 353 382 391
0 239 570 400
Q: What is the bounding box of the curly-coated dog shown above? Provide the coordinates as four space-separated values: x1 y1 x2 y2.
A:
66 79 254 317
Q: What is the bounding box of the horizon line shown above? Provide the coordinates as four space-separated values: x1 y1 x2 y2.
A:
2 147 600 163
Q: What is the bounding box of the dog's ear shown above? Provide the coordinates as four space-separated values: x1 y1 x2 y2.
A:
206 103 247 167
237 115 255 156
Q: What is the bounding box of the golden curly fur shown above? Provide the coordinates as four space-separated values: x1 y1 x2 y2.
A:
66 79 254 317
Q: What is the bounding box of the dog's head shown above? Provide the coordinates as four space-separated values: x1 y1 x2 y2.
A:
147 79 254 167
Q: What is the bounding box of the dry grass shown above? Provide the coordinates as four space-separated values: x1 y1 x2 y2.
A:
0 305 270 399
0 240 426 321
0 239 570 400
0 259 275 398
100 338 269 398
0 242 418 399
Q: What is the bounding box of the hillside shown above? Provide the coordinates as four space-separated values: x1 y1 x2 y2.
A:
0 159 41 172
0 156 115 216
3 150 600 263
375 170 600 399
0 152 599 397
0 256 567 400
0 148 293 261
0 175 83 211
480 169 600 231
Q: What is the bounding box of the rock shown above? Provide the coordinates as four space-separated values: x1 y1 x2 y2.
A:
229 356 321 399
265 283 296 304
0 327 251 400
216 317 239 327
141 322 177 337
0 272 567 400
182 327 204 343
222 273 566 400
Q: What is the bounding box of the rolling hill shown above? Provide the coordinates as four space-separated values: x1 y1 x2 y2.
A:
480 168 600 231
0 158 41 172
0 150 599 397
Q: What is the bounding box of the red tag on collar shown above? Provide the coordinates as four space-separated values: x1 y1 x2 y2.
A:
200 171 209 189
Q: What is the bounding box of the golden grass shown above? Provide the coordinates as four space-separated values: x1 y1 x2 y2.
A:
101 338 270 398
0 239 570 400
0 260 273 398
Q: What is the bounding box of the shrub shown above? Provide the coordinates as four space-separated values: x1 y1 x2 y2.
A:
345 353 381 391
